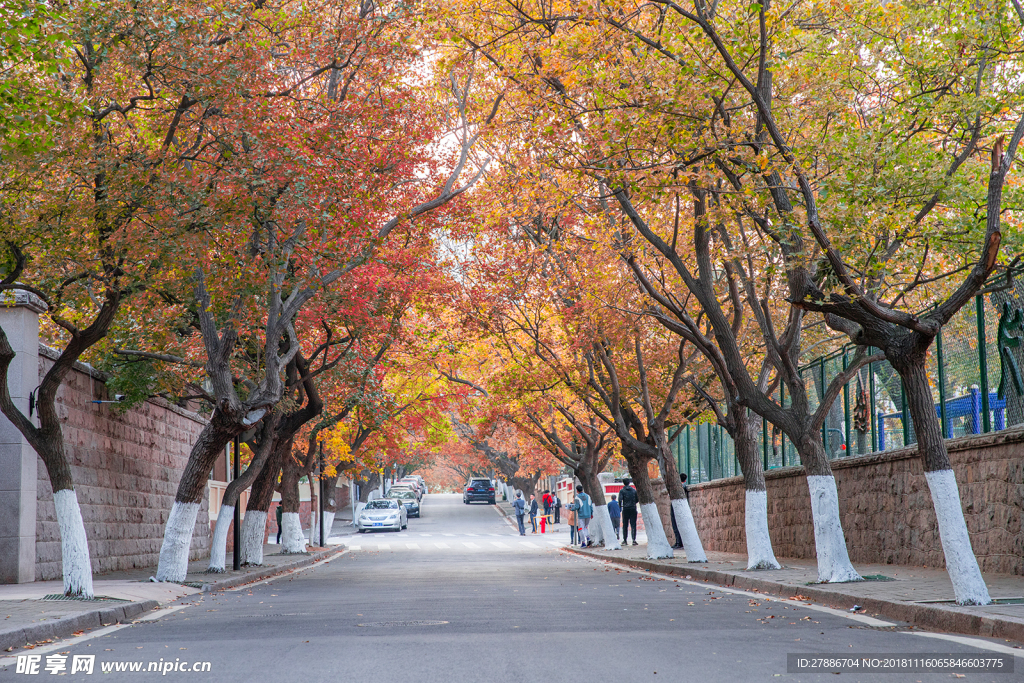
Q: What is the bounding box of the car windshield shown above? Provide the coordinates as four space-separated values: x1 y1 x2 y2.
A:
364 500 398 510
388 492 416 499
470 480 490 488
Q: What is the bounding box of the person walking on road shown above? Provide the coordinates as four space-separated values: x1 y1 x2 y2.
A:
619 478 639 545
554 495 561 523
608 494 621 540
569 485 593 547
513 492 527 536
529 494 539 533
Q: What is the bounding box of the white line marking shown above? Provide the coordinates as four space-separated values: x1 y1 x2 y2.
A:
491 542 510 549
463 542 480 549
442 534 455 537
376 544 390 550
349 545 361 550
565 551 895 627
406 543 420 549
0 606 189 666
907 631 1024 659
521 542 538 548
434 543 450 549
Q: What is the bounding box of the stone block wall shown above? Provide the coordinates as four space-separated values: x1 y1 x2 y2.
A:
34 350 209 580
687 426 1024 575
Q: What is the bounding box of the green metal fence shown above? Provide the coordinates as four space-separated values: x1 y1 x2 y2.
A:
671 275 1024 484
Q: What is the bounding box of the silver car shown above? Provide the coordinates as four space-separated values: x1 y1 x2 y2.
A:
356 499 408 533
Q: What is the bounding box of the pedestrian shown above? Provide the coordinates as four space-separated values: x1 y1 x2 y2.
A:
543 490 553 517
608 494 621 540
513 491 527 535
554 494 562 523
275 503 283 544
670 473 688 549
567 504 576 545
529 493 539 533
619 478 639 546
569 485 593 547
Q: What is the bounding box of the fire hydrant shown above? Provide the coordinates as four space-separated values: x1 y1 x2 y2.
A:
540 515 547 533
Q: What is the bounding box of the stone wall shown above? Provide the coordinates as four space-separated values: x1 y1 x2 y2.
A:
687 426 1024 575
33 349 209 580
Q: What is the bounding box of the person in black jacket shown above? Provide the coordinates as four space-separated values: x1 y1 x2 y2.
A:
670 473 688 548
528 494 539 533
619 478 639 545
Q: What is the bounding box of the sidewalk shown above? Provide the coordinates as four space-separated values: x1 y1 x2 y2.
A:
0 543 345 652
568 543 1024 644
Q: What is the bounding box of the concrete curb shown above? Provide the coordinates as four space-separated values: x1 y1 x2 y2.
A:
0 545 345 652
194 545 345 592
0 599 159 652
566 548 1024 645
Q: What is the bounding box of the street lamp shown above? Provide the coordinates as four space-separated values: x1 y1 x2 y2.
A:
318 440 325 548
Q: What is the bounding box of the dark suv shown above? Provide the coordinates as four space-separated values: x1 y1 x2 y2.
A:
463 478 495 504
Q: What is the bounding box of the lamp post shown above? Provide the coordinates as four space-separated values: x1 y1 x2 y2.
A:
232 435 240 571
318 441 325 548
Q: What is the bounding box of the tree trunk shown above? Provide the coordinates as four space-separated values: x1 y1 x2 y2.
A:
208 416 281 571
897 354 991 605
732 409 781 570
795 435 861 583
623 446 673 559
156 410 242 581
279 454 307 554
654 429 707 562
239 438 288 566
580 462 619 550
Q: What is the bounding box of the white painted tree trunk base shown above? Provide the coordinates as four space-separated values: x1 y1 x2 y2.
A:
281 512 307 553
670 498 707 562
319 511 336 544
806 475 861 583
925 469 991 605
207 504 234 573
155 501 200 583
640 502 674 559
53 490 94 598
239 510 267 566
591 505 620 550
744 489 781 570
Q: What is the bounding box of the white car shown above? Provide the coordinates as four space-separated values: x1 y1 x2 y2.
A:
356 499 408 533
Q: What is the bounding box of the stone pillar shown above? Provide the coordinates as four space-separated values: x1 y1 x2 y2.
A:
0 291 46 584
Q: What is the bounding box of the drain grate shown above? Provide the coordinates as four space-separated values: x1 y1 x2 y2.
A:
178 582 206 589
43 594 129 602
356 620 449 627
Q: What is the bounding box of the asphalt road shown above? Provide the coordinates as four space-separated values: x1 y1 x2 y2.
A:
2 494 1019 682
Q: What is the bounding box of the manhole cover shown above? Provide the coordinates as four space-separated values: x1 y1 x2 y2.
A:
43 594 129 602
356 620 449 627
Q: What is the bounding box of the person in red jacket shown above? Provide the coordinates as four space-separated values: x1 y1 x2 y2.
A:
542 490 553 517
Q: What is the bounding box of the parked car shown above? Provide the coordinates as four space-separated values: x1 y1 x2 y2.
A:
463 478 495 504
398 476 426 496
389 483 421 501
387 489 421 517
356 499 407 532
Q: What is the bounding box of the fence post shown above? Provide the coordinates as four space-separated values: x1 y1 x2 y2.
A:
900 378 911 446
936 327 949 438
977 294 991 433
762 416 769 470
842 350 851 456
780 382 786 467
869 358 877 452
820 358 828 456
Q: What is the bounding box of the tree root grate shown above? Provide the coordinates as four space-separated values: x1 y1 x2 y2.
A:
42 594 130 602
